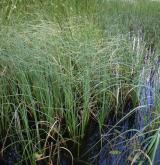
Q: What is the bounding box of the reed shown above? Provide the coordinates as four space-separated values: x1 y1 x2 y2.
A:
0 0 160 164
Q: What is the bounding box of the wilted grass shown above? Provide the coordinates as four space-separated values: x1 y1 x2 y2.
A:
0 0 160 164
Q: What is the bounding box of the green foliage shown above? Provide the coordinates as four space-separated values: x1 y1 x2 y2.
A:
0 0 160 164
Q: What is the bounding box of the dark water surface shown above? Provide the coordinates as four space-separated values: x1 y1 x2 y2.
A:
98 38 160 165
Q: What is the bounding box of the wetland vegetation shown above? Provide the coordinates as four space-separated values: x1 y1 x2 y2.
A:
0 0 160 164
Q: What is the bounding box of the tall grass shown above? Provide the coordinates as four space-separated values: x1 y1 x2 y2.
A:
0 0 160 164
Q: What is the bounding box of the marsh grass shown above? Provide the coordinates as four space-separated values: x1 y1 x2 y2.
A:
0 0 160 164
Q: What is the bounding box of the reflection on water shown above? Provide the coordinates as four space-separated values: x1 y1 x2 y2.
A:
99 37 160 165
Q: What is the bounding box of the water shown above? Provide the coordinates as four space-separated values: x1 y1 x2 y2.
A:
99 95 136 165
98 34 160 164
1 147 22 165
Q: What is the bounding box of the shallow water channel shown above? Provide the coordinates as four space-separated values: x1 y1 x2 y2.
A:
98 36 160 165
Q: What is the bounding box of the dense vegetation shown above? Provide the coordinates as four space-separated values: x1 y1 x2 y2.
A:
0 0 160 164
